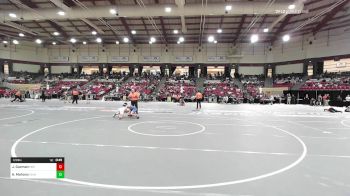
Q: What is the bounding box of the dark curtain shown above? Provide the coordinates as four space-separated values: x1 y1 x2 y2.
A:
189 67 195 77
224 66 231 78
170 66 176 75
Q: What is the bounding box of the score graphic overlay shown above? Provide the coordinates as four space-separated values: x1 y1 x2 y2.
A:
10 157 64 179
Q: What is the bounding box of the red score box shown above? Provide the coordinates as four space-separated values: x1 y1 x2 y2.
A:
56 163 64 171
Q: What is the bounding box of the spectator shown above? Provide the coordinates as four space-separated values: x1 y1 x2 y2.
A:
41 88 46 102
287 94 291 104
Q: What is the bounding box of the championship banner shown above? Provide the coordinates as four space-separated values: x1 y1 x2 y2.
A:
50 56 69 63
111 56 129 62
207 56 226 62
175 56 193 62
79 56 98 63
336 62 347 68
143 56 160 62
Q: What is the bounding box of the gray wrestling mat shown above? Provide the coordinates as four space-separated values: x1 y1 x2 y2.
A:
0 99 350 196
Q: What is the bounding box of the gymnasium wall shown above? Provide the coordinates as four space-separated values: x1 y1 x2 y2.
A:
47 43 233 64
275 63 304 74
324 58 350 73
239 66 264 75
267 29 350 63
45 29 350 64
13 63 40 73
0 44 48 63
1 27 350 66
51 65 72 74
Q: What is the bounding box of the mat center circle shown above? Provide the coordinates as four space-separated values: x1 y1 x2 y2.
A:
127 120 206 136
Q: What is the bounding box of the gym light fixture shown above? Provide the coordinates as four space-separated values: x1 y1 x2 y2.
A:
96 38 102 43
123 37 129 43
250 34 259 43
57 11 65 16
9 13 17 18
35 39 42 44
288 4 296 10
70 38 77 43
282 34 290 42
179 36 185 43
165 7 172 13
110 9 117 15
150 37 156 43
208 35 215 42
225 5 232 11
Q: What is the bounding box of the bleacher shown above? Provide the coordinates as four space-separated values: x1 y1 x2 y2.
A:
5 71 42 84
301 72 350 90
81 81 115 99
273 73 304 88
115 73 161 101
239 75 265 98
157 75 196 101
204 80 242 99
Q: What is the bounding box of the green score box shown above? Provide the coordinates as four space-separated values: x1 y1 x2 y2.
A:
56 171 65 179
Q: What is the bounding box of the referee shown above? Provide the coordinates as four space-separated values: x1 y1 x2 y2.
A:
195 91 203 110
128 89 140 113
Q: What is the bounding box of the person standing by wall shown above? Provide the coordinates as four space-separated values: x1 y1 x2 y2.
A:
286 93 291 104
72 88 80 104
195 91 203 110
128 89 140 113
41 88 46 102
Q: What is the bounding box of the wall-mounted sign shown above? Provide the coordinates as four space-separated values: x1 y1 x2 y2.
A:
50 56 69 63
79 56 98 63
207 56 226 62
336 62 347 68
111 56 129 62
143 56 160 62
175 56 193 62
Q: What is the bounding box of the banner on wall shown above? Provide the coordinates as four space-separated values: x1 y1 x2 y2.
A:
175 56 193 62
336 62 347 68
111 56 129 62
207 56 226 62
50 56 69 63
143 56 160 62
79 56 98 62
